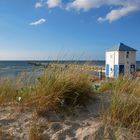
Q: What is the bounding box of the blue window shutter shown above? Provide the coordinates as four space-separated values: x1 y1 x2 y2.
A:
114 65 118 78
106 64 109 76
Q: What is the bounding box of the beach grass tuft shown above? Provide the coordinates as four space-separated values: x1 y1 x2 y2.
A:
101 77 140 134
26 67 94 115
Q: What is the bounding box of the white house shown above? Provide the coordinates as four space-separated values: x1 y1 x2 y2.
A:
105 43 137 78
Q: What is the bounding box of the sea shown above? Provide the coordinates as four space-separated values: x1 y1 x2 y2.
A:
0 61 140 78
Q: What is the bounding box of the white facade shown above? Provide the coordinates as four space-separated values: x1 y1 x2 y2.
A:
106 51 119 78
105 43 137 78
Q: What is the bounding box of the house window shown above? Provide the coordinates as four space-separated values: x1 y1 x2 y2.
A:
110 55 112 59
126 51 129 58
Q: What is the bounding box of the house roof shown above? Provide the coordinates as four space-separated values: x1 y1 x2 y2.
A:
107 43 137 52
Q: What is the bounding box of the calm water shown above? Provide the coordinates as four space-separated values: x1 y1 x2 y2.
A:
0 61 139 77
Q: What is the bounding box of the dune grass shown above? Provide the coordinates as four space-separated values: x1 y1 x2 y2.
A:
0 78 18 104
25 67 94 115
0 66 94 115
0 73 33 104
100 77 140 134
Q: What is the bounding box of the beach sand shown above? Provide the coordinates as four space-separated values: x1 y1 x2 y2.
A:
0 93 135 140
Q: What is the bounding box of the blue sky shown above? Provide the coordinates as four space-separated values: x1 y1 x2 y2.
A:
0 0 140 60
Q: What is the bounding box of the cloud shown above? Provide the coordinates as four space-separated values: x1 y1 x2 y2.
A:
98 5 139 23
35 0 61 8
35 0 45 8
47 0 61 8
35 0 140 22
67 0 140 22
30 18 47 26
67 0 104 11
35 2 43 8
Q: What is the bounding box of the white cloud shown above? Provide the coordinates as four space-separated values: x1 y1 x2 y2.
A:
98 5 139 23
67 0 122 11
35 0 61 8
67 0 140 22
30 18 47 26
35 2 43 8
47 0 61 8
67 0 104 11
35 0 140 22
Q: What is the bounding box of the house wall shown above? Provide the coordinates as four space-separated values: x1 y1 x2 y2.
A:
119 51 136 75
105 51 119 78
119 51 125 64
130 51 136 65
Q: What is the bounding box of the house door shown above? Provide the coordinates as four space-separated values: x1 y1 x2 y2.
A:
119 65 124 75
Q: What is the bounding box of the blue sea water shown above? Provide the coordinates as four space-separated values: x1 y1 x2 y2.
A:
0 61 139 77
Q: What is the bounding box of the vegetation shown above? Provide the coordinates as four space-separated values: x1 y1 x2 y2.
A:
26 67 94 115
29 124 42 140
100 77 140 134
0 66 94 114
0 64 140 138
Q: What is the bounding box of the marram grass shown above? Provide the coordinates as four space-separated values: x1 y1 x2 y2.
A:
101 77 140 134
0 67 94 114
27 67 94 115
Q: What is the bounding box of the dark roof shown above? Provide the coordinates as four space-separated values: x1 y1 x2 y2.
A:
107 43 137 52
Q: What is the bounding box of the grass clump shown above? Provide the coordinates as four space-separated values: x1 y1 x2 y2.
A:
100 76 140 96
23 67 94 115
0 74 33 104
0 78 18 104
0 66 94 115
101 77 140 134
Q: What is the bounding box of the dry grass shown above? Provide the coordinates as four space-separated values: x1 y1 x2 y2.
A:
101 77 140 135
100 76 140 96
29 124 42 140
25 67 94 115
136 71 140 77
0 126 2 140
0 66 94 115
0 73 33 104
0 78 18 104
